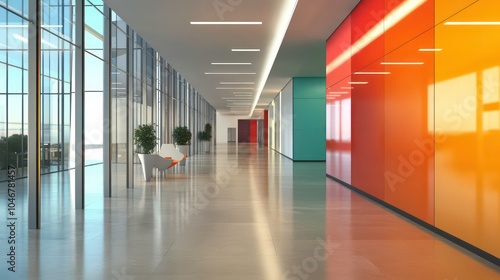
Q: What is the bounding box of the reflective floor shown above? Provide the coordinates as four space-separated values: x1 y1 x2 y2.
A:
0 144 498 279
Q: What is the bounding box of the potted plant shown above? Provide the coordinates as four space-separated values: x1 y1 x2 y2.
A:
134 124 158 180
173 126 192 165
198 123 212 153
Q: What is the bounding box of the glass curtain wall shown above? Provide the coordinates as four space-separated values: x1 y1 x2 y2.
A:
0 0 29 180
1 0 216 186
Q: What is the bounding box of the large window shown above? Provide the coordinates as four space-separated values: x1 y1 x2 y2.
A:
0 2 29 180
0 0 216 186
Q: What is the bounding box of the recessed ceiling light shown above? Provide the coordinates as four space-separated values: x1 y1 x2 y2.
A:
348 82 368 85
231 49 260 52
191 21 262 25
419 48 442 52
354 72 391 75
220 82 255 85
216 87 254 90
212 63 252 65
444 21 500 26
381 62 424 65
205 72 256 75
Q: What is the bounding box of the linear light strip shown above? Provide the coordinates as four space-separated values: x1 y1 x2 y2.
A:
251 0 298 118
444 21 500 26
191 21 262 25
217 87 254 90
381 62 424 65
220 82 255 85
354 71 391 75
212 63 252 65
231 48 260 52
326 0 426 74
205 72 256 75
419 48 442 52
348 82 368 85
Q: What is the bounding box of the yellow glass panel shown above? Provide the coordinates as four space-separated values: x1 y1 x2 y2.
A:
435 0 500 257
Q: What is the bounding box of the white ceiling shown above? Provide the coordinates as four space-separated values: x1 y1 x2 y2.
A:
103 0 360 117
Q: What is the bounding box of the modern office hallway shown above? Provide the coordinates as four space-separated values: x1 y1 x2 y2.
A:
0 144 498 280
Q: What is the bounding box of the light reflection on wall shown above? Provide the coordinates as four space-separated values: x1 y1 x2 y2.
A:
326 0 500 257
434 73 477 133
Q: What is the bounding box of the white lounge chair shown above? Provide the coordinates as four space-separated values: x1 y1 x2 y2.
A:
138 154 174 182
159 144 187 167
138 144 187 181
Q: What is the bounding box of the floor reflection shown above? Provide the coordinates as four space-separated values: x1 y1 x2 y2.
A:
0 144 497 279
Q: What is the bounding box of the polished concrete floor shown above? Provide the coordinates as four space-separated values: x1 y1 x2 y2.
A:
0 144 498 279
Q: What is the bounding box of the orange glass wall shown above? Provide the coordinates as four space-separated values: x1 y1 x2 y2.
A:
326 0 499 258
434 0 500 258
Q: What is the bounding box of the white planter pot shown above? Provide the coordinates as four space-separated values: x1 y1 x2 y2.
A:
203 141 211 153
138 153 155 181
177 145 189 166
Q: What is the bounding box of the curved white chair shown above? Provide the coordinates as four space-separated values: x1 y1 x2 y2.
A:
138 154 173 182
159 144 187 165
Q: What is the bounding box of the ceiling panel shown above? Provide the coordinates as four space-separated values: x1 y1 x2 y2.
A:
104 0 359 116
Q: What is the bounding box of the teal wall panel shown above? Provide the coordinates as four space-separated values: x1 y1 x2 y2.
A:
293 77 325 99
293 77 326 161
293 99 326 130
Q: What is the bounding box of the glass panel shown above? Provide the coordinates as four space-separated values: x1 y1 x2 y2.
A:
84 0 104 60
40 29 75 172
41 0 76 43
435 0 500 257
111 25 127 71
84 52 103 91
111 67 128 164
0 7 28 181
85 91 103 165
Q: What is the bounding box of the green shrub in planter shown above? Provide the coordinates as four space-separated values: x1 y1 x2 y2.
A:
173 126 192 145
198 123 212 141
133 124 157 154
